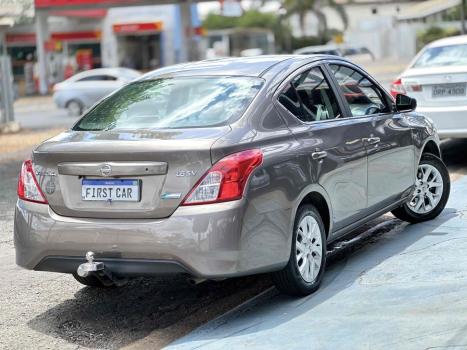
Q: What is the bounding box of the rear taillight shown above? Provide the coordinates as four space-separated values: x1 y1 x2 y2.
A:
17 160 48 204
390 78 407 98
182 149 263 206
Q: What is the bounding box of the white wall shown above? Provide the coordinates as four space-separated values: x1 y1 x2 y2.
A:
101 5 177 68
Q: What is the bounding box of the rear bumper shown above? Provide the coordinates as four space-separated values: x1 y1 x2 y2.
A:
34 256 190 276
417 105 467 138
14 198 281 278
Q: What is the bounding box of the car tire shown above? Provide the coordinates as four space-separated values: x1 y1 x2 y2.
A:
272 204 327 296
66 100 83 117
392 153 450 224
72 273 117 288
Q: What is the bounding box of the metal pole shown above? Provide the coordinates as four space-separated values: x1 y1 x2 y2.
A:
0 56 15 123
36 10 49 95
461 0 466 35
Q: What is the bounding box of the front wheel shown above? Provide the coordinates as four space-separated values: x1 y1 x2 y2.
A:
272 204 327 296
392 154 450 223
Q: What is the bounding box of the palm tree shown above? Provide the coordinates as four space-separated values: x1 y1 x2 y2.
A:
280 0 348 39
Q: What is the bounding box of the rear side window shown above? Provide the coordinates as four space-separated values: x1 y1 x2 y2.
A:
278 67 341 122
330 64 389 117
73 76 264 130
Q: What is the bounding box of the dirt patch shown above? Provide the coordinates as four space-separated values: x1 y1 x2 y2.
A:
0 128 64 162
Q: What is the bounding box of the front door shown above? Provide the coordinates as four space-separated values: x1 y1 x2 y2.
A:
328 63 416 211
275 65 372 233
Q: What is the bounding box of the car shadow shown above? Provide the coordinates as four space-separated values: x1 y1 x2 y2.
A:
27 272 272 349
168 207 460 348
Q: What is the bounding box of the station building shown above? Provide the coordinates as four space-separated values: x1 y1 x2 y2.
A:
6 0 204 95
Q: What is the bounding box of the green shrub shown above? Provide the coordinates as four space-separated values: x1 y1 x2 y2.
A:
417 26 460 50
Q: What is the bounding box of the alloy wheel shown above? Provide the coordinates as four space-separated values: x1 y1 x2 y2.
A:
408 163 444 214
296 215 323 283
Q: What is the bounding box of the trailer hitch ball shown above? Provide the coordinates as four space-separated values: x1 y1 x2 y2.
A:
77 251 105 277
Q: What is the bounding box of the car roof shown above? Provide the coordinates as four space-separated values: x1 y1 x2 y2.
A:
294 44 340 54
427 34 467 48
141 55 311 79
69 67 141 81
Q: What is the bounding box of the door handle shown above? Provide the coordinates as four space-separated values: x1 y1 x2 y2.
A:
364 137 381 145
312 151 328 160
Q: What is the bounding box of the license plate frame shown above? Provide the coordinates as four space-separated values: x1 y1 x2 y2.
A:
81 179 141 202
432 83 466 98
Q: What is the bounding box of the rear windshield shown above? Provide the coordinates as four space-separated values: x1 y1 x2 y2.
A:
413 44 467 68
73 76 264 131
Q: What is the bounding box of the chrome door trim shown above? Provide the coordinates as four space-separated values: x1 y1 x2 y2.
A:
58 161 168 177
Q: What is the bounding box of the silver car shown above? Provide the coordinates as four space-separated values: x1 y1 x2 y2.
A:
53 67 142 117
390 35 467 138
15 56 450 296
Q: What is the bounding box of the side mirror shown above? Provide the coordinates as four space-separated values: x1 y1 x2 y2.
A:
395 94 417 112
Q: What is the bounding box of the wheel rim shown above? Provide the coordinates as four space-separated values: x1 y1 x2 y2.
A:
296 215 323 283
68 101 81 116
408 163 444 214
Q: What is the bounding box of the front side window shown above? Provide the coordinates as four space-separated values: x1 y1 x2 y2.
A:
330 64 389 117
73 76 264 131
278 67 341 122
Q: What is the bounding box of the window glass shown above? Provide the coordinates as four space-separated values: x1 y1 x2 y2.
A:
330 64 389 117
77 75 117 82
73 76 264 131
413 44 467 68
278 83 302 118
278 67 341 122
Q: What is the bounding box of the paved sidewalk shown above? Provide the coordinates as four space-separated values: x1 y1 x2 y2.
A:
167 176 467 350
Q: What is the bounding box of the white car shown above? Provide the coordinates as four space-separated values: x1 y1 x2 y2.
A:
391 35 467 138
53 68 142 116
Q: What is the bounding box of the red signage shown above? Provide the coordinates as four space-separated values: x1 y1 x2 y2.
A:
113 22 163 34
6 31 101 44
35 0 143 9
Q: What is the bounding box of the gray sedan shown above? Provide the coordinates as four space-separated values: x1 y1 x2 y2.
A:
15 56 450 296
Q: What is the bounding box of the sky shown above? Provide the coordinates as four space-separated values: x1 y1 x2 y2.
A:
197 0 281 18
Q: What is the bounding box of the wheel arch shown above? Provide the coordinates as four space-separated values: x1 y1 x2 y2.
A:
294 185 333 238
422 139 441 159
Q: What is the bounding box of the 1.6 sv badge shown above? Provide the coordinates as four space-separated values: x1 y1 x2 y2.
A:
176 170 197 177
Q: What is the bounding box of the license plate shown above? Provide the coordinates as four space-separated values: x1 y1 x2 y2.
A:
81 179 140 202
432 83 466 98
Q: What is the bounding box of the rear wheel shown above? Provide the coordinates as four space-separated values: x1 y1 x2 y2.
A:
67 100 83 117
272 204 326 296
392 154 450 223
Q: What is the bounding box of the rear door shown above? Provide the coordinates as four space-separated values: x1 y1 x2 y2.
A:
275 64 372 234
328 63 415 210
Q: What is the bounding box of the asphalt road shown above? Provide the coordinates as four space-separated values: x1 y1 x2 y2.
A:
14 97 77 131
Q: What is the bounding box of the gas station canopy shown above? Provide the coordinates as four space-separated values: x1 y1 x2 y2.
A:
33 0 214 95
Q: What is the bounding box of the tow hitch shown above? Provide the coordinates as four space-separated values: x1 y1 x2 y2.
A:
77 251 127 287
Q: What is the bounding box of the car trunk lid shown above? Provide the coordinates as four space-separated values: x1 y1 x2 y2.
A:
402 66 467 107
32 127 230 219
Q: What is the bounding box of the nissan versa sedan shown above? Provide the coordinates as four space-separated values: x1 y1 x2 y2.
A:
390 35 467 138
15 56 450 296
